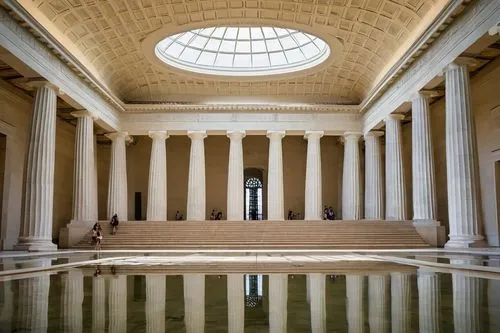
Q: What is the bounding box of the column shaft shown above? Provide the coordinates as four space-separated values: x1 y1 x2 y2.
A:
267 131 285 220
444 63 484 247
304 131 324 220
417 270 440 333
187 131 207 221
342 133 362 220
92 277 106 333
147 131 168 221
391 272 412 333
184 274 205 333
453 273 482 333
269 274 288 333
60 270 84 333
227 274 244 333
308 273 326 333
346 275 365 333
107 132 129 220
227 131 245 221
146 275 166 333
364 131 384 219
109 276 127 333
368 275 389 333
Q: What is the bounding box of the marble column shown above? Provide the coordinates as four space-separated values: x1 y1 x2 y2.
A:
364 131 384 219
342 133 362 220
226 131 245 221
146 275 166 333
346 275 364 333
227 274 244 333
444 63 485 247
417 269 440 333
267 131 285 220
452 272 482 333
16 259 51 332
391 272 412 333
16 83 58 251
308 273 326 333
109 275 127 333
304 131 324 220
187 131 207 221
71 110 98 223
60 270 84 333
412 93 438 224
147 131 168 221
269 274 288 333
92 277 106 333
184 274 205 333
106 132 129 220
385 114 407 220
368 275 389 333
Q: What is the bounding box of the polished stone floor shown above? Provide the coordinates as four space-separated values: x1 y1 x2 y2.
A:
0 249 499 332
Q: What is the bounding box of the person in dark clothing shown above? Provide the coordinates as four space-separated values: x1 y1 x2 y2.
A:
110 214 119 235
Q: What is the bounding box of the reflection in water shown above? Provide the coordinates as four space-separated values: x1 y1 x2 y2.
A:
1 264 498 332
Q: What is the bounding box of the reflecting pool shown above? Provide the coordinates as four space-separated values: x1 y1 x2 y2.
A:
0 250 499 332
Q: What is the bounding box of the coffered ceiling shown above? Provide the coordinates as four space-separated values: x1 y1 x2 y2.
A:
9 0 450 104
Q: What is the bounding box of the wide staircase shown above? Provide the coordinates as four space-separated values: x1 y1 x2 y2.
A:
74 220 430 249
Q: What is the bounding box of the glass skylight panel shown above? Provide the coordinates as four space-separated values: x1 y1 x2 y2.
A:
155 26 330 76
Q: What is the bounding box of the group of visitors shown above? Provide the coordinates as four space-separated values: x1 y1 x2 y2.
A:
210 209 223 220
323 206 336 220
175 210 184 220
90 213 120 250
287 210 302 220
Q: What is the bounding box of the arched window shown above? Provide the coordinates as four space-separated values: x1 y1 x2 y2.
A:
245 177 263 220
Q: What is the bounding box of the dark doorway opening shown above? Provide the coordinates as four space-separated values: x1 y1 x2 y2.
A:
134 192 142 220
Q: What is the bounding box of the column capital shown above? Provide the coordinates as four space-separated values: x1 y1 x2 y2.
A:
304 130 324 139
27 80 59 92
187 130 207 140
343 131 362 140
409 90 441 102
384 114 405 123
266 130 286 139
71 110 99 120
148 130 169 140
442 61 469 73
364 130 384 139
106 132 131 141
226 130 246 140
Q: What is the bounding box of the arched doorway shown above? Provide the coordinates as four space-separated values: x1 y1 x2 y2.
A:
245 177 263 220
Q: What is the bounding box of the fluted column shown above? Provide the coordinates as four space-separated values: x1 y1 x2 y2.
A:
71 110 98 223
364 131 384 219
417 269 440 333
308 273 325 333
17 259 51 332
16 83 58 251
342 133 362 220
269 274 288 333
106 132 129 220
267 131 285 220
187 131 207 221
109 275 127 333
184 273 205 333
92 277 105 333
368 275 389 333
412 93 438 223
304 131 324 220
452 271 482 333
147 131 168 221
226 131 245 221
146 275 166 333
444 63 485 247
391 272 412 333
60 270 84 333
385 114 407 220
346 275 364 333
227 274 244 333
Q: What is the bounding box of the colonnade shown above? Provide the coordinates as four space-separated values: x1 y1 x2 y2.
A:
14 61 485 250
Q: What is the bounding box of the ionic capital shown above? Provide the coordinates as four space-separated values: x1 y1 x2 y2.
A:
266 130 286 140
187 130 207 140
27 80 58 92
409 90 441 102
71 110 99 120
226 130 246 140
106 132 131 142
304 130 324 140
343 131 362 141
148 130 169 140
384 114 405 123
364 130 384 139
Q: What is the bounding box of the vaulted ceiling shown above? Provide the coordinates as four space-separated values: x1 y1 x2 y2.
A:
12 0 450 104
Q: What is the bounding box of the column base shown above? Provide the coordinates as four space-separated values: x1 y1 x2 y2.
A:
412 220 446 247
15 238 58 251
445 236 487 248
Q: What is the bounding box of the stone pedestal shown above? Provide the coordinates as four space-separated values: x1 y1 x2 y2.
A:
60 270 84 333
368 275 389 333
444 63 485 247
417 269 440 333
16 83 58 251
106 132 129 220
187 131 207 221
304 131 324 220
342 133 362 220
269 274 288 333
346 275 364 333
391 272 412 333
308 273 326 333
364 131 384 219
147 131 168 221
227 131 245 221
227 274 244 333
109 276 127 333
267 131 285 220
92 277 105 333
184 274 205 333
146 275 166 333
385 114 407 220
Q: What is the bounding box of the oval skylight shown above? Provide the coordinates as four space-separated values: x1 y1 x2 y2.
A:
155 26 330 76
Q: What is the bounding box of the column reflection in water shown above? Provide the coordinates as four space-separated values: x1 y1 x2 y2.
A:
109 275 127 333
346 275 365 333
368 275 389 333
146 275 166 333
92 275 106 333
391 272 412 333
227 274 244 333
16 258 51 333
60 270 84 333
451 259 482 333
488 262 500 333
308 273 326 333
0 259 15 332
184 274 205 333
269 274 287 333
417 269 440 333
